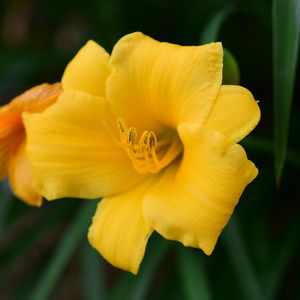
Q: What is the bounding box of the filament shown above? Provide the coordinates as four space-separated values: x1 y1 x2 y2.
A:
116 118 181 174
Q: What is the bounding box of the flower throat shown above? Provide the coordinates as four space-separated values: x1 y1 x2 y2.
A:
117 118 181 174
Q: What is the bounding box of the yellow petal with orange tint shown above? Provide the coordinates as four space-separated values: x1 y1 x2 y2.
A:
88 179 154 274
62 40 110 97
9 83 61 113
0 112 23 180
143 124 258 255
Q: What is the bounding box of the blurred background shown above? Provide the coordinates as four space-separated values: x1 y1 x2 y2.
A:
0 0 299 299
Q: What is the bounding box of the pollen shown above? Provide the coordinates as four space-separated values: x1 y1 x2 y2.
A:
117 118 181 174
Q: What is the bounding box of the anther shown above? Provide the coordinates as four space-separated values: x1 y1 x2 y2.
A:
117 118 126 133
128 128 136 145
148 132 156 149
139 131 149 146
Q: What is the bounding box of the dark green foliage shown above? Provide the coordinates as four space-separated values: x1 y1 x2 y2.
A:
0 0 299 299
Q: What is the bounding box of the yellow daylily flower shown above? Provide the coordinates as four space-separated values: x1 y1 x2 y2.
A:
0 83 61 206
24 32 260 274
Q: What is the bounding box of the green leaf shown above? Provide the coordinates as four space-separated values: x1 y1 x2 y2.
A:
223 216 263 300
223 49 240 85
128 236 170 300
200 7 240 86
200 5 235 44
108 273 133 300
264 214 300 300
176 247 212 300
242 136 300 168
0 182 12 233
30 201 97 300
108 235 170 300
273 0 300 182
81 242 105 300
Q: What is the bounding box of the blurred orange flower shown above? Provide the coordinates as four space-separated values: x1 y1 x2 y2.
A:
0 83 61 205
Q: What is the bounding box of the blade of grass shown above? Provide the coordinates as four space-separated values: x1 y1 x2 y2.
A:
273 0 300 182
223 49 240 84
243 136 300 168
0 203 73 279
81 242 105 300
200 5 234 44
176 248 212 300
200 5 240 86
108 235 170 300
30 200 97 300
0 201 76 300
128 237 170 300
108 273 134 300
0 181 12 233
264 213 300 300
223 216 262 300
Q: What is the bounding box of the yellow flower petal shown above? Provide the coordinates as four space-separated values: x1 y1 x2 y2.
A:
62 40 110 96
23 90 146 200
205 85 261 142
107 32 223 131
8 141 42 206
88 180 153 274
143 124 258 255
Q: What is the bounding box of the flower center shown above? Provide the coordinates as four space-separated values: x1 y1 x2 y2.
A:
116 118 182 174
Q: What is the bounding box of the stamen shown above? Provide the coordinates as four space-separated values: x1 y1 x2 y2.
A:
128 128 137 145
148 132 156 149
117 118 126 133
116 117 182 174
